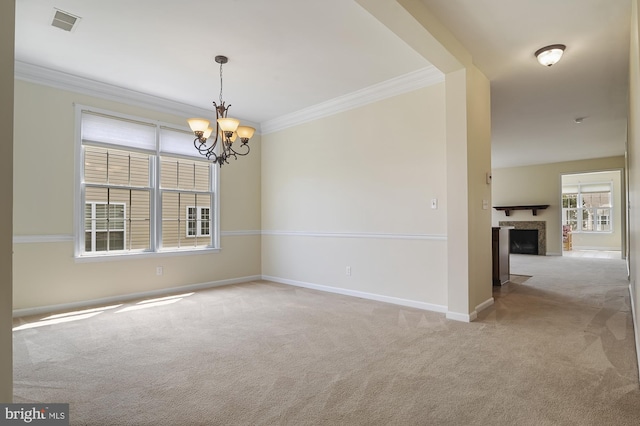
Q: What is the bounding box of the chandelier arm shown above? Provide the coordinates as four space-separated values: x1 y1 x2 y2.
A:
206 146 220 163
223 140 236 161
228 142 250 157
195 138 217 154
194 138 214 155
193 137 223 164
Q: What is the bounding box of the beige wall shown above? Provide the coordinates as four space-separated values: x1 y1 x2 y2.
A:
492 157 625 255
466 64 493 314
13 80 261 310
350 0 494 319
0 0 14 404
628 0 640 380
262 84 449 307
562 171 623 250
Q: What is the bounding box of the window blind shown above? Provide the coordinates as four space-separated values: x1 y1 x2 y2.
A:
160 127 210 158
81 112 156 151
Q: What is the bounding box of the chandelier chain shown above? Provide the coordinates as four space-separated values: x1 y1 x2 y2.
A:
219 61 224 105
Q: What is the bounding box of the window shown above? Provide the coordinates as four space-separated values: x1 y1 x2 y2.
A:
83 146 152 252
562 182 612 233
160 157 212 248
85 202 126 252
77 107 218 257
187 207 210 237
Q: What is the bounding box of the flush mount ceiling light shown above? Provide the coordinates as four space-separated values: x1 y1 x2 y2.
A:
188 55 255 167
535 44 566 67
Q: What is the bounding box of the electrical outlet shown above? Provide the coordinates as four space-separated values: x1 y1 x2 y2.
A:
156 266 163 276
346 266 351 276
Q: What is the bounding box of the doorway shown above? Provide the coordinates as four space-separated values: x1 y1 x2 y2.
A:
560 170 623 258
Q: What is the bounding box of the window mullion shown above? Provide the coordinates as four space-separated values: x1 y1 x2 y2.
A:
91 203 96 252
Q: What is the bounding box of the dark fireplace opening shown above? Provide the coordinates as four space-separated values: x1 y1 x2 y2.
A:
510 229 539 255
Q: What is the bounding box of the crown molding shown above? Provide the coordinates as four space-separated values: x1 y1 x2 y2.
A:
14 61 440 136
260 65 444 134
13 61 261 131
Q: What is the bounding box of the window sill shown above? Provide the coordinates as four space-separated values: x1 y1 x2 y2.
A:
74 247 221 263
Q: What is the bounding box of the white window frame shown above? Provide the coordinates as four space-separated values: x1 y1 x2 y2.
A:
562 182 613 233
85 202 127 252
186 206 211 237
74 105 220 261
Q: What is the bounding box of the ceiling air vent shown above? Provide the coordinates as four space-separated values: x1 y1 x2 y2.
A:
51 9 80 32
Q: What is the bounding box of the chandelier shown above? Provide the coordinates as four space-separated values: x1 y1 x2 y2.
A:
187 55 255 166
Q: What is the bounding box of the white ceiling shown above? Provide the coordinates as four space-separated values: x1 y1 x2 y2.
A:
421 0 630 168
14 0 631 168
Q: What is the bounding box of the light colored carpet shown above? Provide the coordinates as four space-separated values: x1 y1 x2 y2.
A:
12 254 640 425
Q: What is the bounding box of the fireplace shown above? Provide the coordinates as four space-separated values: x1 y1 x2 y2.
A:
498 221 546 255
510 229 539 255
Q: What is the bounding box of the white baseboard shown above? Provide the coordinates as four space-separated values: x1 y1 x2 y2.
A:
262 275 448 314
476 297 494 313
629 283 640 384
446 311 476 322
12 275 262 318
445 297 493 323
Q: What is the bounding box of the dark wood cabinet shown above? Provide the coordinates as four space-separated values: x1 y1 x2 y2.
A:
492 226 512 285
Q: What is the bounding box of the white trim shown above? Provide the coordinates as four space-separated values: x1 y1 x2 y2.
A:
262 230 446 241
13 231 261 244
262 275 448 314
14 61 260 132
630 283 640 383
14 230 433 243
12 275 262 318
475 297 494 313
13 235 74 244
74 247 221 263
221 230 262 237
446 311 478 323
260 66 444 134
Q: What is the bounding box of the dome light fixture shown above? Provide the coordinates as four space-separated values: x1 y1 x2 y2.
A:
535 44 566 67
